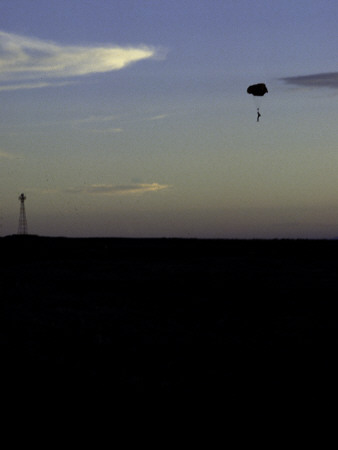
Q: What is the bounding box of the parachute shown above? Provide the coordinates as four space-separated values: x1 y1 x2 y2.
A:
247 83 268 96
247 83 268 122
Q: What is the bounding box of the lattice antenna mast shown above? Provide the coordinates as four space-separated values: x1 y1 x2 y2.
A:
18 193 28 235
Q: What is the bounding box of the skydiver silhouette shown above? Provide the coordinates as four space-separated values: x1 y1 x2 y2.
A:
257 108 261 122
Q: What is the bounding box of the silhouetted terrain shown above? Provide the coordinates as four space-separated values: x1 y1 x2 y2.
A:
1 236 338 403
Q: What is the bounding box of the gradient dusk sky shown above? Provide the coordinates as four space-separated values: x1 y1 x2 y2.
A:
1 0 338 238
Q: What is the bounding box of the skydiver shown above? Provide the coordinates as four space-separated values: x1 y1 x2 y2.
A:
257 108 261 122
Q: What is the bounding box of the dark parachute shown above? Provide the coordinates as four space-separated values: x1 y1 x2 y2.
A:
247 83 268 96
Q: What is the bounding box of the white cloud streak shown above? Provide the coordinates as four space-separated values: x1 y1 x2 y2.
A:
148 114 169 121
0 30 160 90
65 183 170 196
0 81 75 91
71 114 123 133
72 115 119 124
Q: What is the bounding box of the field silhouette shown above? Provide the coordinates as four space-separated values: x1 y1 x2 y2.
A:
2 236 338 403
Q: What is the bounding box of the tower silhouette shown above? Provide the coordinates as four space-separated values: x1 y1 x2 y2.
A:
18 193 28 235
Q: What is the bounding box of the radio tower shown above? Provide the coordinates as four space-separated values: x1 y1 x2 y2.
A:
18 193 28 235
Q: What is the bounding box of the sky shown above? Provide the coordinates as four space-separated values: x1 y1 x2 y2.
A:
1 0 338 238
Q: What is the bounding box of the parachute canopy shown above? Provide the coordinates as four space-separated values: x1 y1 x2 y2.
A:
247 83 268 97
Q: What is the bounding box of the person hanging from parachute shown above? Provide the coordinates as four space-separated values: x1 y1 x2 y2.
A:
247 83 268 122
256 108 261 122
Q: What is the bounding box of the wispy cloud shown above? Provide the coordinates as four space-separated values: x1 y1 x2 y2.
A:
0 30 161 90
65 183 170 196
72 115 119 124
72 112 169 134
89 127 123 134
281 72 338 89
0 149 19 159
0 81 75 91
71 114 123 133
147 114 169 121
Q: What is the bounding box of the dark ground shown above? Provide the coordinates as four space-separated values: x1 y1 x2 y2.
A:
1 235 338 405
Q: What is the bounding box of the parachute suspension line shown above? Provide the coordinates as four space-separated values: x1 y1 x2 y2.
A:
253 95 263 110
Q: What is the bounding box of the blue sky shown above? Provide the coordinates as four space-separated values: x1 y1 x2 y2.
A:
1 0 338 238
